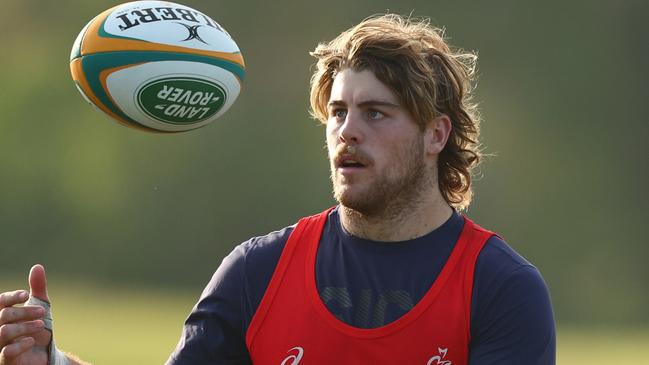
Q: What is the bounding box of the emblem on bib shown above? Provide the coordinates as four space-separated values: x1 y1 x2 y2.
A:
280 346 304 365
427 347 452 365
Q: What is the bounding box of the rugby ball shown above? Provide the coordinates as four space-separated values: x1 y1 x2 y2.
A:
70 1 245 133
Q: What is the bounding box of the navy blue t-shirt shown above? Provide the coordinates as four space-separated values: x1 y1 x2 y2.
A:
167 208 556 364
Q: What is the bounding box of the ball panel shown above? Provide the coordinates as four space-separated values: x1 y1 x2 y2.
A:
82 51 245 87
81 32 245 68
70 57 103 109
70 58 159 132
77 1 242 63
79 4 244 67
81 52 243 132
101 1 240 53
74 57 158 132
76 6 118 52
70 14 99 61
105 61 241 132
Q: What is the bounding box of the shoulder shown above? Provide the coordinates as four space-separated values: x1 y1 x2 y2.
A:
238 225 295 264
468 220 548 318
473 234 553 323
236 207 336 269
166 224 296 365
193 224 298 333
469 234 556 364
199 225 294 299
474 234 539 291
236 225 295 294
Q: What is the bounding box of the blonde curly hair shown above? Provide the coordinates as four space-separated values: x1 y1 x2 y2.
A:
310 14 482 211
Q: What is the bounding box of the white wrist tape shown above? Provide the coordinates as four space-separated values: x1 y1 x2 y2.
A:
25 296 70 365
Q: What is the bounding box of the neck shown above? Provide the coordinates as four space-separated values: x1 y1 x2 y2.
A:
339 189 453 242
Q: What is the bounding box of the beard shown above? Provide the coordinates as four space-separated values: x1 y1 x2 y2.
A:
330 138 432 219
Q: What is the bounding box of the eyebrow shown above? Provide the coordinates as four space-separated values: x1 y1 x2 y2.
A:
327 100 400 108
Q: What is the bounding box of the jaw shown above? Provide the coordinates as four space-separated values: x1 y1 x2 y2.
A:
331 170 389 217
331 154 433 221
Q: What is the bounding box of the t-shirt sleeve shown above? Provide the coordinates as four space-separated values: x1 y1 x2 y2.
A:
166 227 292 365
166 244 253 365
469 237 556 365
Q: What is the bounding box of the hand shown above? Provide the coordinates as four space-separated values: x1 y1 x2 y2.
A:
0 265 52 365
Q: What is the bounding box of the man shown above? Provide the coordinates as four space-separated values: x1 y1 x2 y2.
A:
0 14 555 365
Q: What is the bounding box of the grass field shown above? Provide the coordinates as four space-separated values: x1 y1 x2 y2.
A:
557 327 649 364
2 277 648 364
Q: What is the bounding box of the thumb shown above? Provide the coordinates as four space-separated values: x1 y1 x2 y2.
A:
28 264 50 303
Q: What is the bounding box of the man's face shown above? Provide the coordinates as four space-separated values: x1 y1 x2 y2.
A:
326 69 432 217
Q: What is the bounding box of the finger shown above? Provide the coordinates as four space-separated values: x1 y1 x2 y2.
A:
0 321 44 347
28 264 50 303
0 291 29 309
0 336 35 359
0 306 45 325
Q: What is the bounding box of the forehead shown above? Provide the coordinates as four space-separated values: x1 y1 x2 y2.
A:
329 69 399 105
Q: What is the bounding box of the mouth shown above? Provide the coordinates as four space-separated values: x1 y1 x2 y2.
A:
335 154 369 171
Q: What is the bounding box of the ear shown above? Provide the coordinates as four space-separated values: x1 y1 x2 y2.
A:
424 114 452 156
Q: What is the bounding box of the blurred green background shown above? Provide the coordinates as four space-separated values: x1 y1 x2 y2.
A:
1 0 648 363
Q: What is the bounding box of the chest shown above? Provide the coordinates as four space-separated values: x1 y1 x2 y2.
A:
315 229 455 328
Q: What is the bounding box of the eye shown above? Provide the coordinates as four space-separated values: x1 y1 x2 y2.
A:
330 109 347 120
366 110 385 120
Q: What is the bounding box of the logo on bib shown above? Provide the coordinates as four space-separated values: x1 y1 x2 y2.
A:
280 346 304 365
426 347 452 365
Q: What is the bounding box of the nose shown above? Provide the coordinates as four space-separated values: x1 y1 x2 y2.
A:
338 110 364 145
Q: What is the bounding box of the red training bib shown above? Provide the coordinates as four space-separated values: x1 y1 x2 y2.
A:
246 208 493 365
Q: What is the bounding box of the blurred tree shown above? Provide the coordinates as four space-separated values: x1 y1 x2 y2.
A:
0 0 646 326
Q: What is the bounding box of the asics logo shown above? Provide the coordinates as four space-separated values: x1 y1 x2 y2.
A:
280 346 304 365
427 347 452 365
